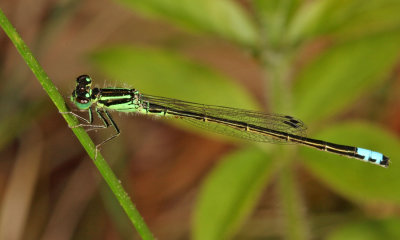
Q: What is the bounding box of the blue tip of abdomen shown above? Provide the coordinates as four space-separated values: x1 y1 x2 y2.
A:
356 148 389 167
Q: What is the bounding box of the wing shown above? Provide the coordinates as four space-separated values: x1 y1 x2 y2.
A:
141 94 307 143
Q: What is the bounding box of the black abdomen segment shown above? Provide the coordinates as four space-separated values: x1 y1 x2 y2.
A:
285 135 388 167
145 103 389 167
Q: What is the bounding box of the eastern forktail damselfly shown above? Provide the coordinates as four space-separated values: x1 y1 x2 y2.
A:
65 75 389 167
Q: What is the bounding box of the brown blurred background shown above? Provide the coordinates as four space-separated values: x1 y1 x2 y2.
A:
1 0 400 239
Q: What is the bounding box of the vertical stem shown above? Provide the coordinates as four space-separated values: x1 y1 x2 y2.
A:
261 32 309 240
263 50 293 113
278 164 310 240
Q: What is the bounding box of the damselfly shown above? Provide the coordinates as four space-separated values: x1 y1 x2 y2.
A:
65 75 389 167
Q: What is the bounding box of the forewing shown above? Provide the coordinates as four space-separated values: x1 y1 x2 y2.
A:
141 94 307 143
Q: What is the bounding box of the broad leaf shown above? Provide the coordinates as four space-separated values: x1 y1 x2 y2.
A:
90 46 258 109
287 0 400 43
117 0 258 46
193 146 277 240
294 31 400 122
327 218 400 240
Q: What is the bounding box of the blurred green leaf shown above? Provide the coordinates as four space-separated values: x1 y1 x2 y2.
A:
253 0 300 47
90 45 259 110
193 146 277 240
294 31 400 122
331 1 400 41
286 0 332 44
300 122 400 203
327 218 400 240
287 0 400 43
116 0 258 46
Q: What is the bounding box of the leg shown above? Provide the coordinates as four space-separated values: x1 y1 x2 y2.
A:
60 108 93 124
61 108 107 130
94 108 121 160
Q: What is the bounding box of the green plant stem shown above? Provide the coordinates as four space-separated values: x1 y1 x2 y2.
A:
0 8 154 240
262 37 308 239
278 163 310 240
263 50 293 113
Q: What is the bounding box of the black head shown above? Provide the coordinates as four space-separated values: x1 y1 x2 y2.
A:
71 75 94 109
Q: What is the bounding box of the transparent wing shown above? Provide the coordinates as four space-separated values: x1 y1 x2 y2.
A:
141 94 307 143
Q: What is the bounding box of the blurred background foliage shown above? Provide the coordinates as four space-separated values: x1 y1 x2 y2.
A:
1 0 400 239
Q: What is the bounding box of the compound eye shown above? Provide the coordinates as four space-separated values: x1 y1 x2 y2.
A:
77 75 91 84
